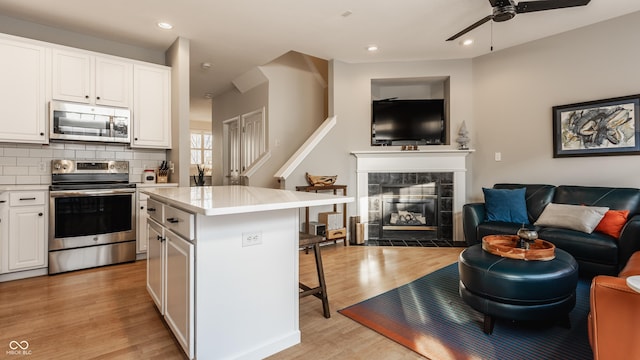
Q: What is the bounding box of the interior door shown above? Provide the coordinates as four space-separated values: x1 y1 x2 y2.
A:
222 108 266 184
241 108 266 171
222 117 241 185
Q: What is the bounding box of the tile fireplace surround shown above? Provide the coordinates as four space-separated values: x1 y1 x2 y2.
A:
351 149 473 246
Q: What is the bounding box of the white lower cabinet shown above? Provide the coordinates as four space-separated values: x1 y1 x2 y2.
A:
146 219 164 312
164 230 194 358
137 192 149 254
0 191 47 274
146 202 194 359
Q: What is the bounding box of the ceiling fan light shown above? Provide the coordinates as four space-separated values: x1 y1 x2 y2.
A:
367 45 379 52
461 39 474 46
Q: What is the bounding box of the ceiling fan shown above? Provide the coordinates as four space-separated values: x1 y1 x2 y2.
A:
446 0 591 41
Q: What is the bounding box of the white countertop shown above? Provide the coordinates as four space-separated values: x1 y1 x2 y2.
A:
135 182 179 188
0 184 50 191
141 185 354 216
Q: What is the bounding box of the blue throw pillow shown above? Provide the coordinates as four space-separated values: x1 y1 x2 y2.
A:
482 187 529 224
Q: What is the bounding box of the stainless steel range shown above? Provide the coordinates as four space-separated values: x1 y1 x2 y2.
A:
48 160 136 274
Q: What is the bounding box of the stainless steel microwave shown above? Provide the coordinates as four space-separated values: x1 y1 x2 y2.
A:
50 101 131 143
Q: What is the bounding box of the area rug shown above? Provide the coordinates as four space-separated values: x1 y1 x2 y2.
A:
338 263 592 360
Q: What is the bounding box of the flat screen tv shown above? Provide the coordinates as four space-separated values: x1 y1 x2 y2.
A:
371 99 445 146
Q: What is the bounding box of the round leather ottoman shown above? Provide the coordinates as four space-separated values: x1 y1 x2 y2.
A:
458 244 579 334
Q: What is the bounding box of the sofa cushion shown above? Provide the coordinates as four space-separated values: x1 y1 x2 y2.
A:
534 203 609 233
493 184 556 223
554 186 640 215
595 210 630 239
483 187 529 223
538 227 619 266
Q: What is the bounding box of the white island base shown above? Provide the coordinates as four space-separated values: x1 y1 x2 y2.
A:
141 186 352 359
196 208 301 359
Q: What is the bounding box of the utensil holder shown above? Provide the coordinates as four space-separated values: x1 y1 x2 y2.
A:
157 170 169 183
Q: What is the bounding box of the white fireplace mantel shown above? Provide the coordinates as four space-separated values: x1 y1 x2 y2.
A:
351 149 474 242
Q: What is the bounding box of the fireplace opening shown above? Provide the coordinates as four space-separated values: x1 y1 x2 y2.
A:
382 195 437 231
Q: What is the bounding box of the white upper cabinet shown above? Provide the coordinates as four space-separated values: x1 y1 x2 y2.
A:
52 49 132 108
0 36 48 144
132 63 172 149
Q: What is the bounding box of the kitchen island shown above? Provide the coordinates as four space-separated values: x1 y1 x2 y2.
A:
140 185 353 359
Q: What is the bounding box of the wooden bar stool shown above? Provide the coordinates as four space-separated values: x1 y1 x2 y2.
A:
299 232 330 318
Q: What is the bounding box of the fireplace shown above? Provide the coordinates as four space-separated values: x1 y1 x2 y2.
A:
381 184 437 235
352 149 472 246
368 173 452 244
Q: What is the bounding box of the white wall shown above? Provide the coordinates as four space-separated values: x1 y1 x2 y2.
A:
290 59 474 218
0 15 165 65
166 37 191 186
212 51 326 188
471 11 640 201
211 82 269 185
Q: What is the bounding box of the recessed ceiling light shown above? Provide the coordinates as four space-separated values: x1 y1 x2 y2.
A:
201 62 212 70
367 45 379 52
460 39 474 46
157 22 173 30
204 93 213 99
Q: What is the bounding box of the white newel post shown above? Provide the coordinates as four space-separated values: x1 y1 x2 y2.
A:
351 150 473 242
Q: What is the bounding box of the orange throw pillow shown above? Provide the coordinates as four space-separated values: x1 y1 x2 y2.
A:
595 210 630 239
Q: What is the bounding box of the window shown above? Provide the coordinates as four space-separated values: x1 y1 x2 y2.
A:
190 130 212 175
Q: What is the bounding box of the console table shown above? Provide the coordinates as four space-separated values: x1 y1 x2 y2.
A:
296 185 348 247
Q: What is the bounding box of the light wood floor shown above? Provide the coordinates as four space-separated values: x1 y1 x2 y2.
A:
0 245 462 360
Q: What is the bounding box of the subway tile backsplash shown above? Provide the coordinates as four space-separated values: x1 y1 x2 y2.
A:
0 142 167 185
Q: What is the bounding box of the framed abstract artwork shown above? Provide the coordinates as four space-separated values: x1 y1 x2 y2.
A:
553 94 640 157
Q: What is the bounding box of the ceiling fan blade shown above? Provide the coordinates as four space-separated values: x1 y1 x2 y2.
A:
489 0 514 6
446 15 493 41
516 0 591 14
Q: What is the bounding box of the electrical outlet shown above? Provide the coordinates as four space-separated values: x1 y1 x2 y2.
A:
242 231 262 247
495 152 502 162
39 162 46 172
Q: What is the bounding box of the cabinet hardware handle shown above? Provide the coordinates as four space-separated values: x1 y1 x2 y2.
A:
38 213 43 216
40 132 44 136
0 200 5 203
19 197 36 201
97 96 101 100
141 206 145 210
167 217 180 223
157 235 162 241
85 95 89 99
147 207 156 212
134 137 138 141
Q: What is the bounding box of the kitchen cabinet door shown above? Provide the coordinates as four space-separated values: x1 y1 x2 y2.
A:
137 192 149 253
52 49 132 108
52 49 92 104
8 205 46 272
164 230 194 359
0 194 8 274
132 64 171 149
146 219 165 313
94 56 132 107
0 36 48 144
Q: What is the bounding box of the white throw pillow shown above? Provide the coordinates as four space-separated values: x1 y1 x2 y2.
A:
534 203 609 234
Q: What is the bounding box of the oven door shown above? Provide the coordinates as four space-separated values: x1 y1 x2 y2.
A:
49 188 136 251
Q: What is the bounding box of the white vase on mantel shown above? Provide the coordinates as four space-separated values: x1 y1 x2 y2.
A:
456 121 470 150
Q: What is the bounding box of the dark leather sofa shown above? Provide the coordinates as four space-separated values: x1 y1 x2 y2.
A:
463 184 640 276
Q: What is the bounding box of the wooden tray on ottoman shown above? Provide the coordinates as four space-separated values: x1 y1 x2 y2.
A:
482 235 556 261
